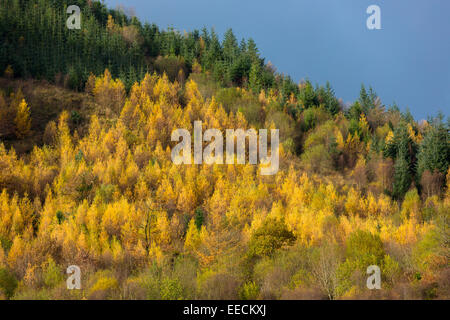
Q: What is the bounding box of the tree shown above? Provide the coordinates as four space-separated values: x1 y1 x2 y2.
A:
194 208 204 230
14 99 31 138
0 267 17 299
246 38 259 63
248 61 262 93
0 93 12 137
417 117 449 193
384 122 418 198
184 219 201 253
203 29 222 70
93 69 126 114
358 84 377 112
195 211 241 267
298 80 319 109
222 28 238 64
420 170 444 199
346 230 385 266
317 82 340 115
248 218 296 258
42 257 63 288
311 244 343 300
392 150 412 199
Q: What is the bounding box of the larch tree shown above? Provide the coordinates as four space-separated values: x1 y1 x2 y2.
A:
14 99 31 138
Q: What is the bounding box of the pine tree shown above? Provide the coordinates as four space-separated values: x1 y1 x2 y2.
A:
358 84 377 113
392 150 412 199
204 28 222 71
222 28 238 64
246 38 259 63
248 61 262 93
417 117 449 177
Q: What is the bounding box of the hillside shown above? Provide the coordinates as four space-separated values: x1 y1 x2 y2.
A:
0 0 448 300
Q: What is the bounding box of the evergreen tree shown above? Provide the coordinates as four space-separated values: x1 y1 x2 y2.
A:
392 150 412 199
318 82 340 115
222 28 238 64
359 84 377 113
417 116 450 189
298 80 319 109
248 61 262 93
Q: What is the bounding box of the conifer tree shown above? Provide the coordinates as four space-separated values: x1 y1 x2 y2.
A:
249 61 262 93
222 28 238 64
392 149 412 199
417 117 449 177
14 99 31 138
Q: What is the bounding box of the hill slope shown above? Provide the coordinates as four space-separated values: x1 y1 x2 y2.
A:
0 0 448 300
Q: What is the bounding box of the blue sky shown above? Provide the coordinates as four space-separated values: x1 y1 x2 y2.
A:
104 0 449 120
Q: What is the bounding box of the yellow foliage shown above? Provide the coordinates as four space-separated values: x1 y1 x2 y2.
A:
0 72 447 299
385 130 394 143
14 99 31 138
184 219 201 252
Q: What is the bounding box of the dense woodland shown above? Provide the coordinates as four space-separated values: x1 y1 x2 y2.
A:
0 0 448 300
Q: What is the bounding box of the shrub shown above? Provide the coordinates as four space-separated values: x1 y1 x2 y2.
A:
43 258 63 288
248 218 296 258
345 230 385 267
154 56 187 82
88 274 120 300
160 277 184 300
0 268 18 299
43 121 57 145
198 273 239 300
239 281 260 300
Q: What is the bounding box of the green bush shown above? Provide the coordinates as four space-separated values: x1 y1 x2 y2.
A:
0 268 18 299
345 230 385 267
160 278 184 300
43 258 63 288
239 281 260 300
335 230 387 296
248 218 296 258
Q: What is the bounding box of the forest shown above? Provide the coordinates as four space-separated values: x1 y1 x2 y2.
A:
0 0 448 300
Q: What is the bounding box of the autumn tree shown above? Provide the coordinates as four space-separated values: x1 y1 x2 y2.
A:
248 218 296 258
93 69 126 114
14 99 31 138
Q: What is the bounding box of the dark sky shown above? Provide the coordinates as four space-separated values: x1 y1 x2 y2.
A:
104 0 450 120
